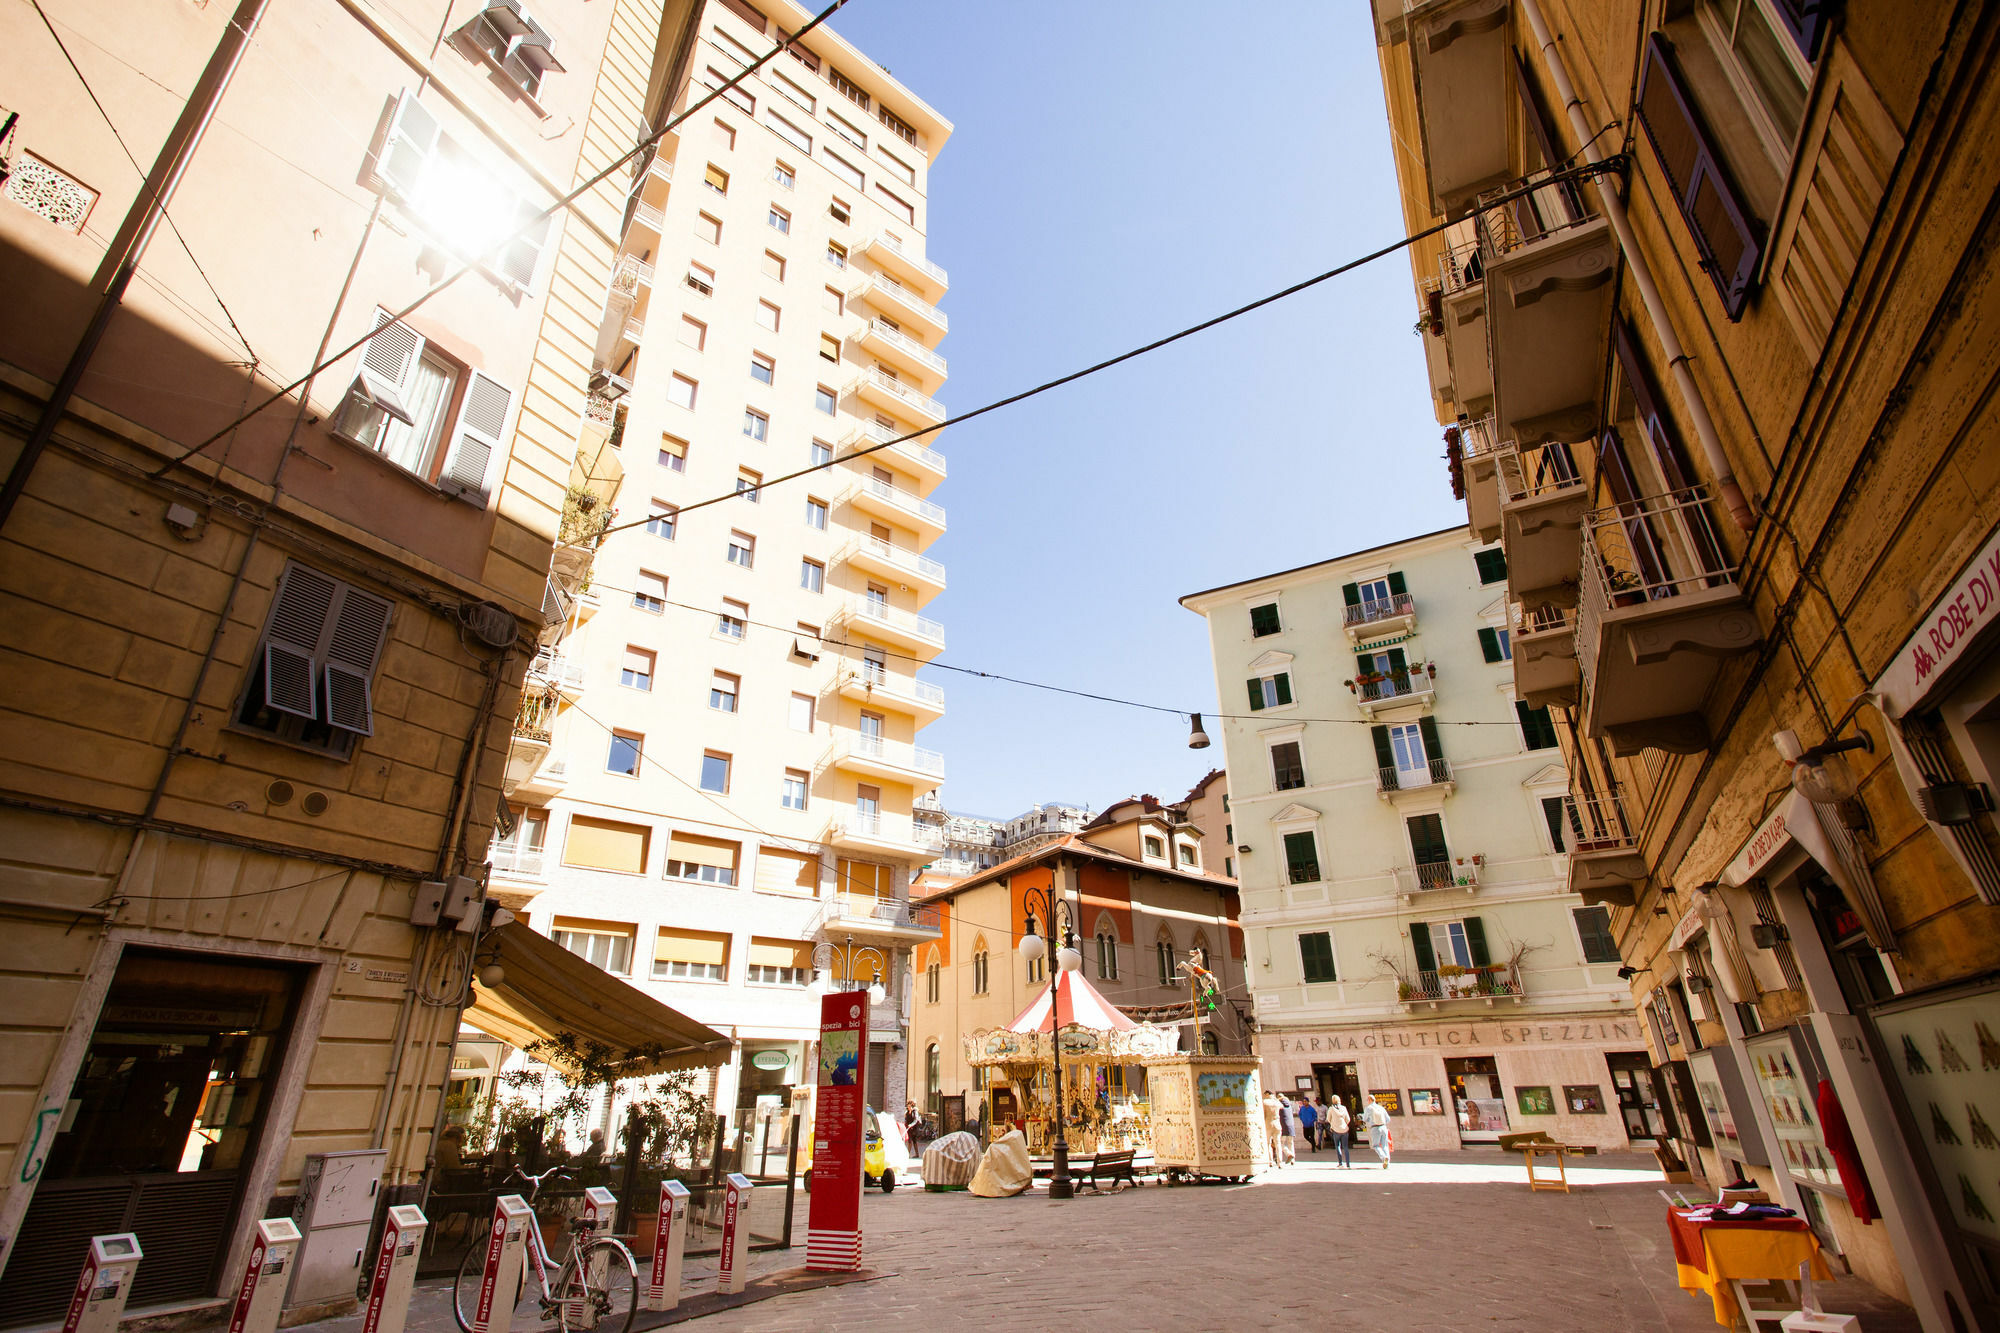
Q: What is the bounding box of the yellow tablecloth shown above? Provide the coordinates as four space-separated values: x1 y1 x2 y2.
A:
1673 1224 1833 1326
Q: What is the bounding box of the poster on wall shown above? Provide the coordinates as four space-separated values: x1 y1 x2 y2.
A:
1515 1086 1555 1116
1463 1099 1509 1131
1869 983 2000 1249
1745 1028 1840 1192
1372 1090 1403 1115
1409 1089 1444 1115
805 992 868 1272
1686 1048 1759 1162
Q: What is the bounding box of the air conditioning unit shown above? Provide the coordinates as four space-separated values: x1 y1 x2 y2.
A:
1916 780 1994 826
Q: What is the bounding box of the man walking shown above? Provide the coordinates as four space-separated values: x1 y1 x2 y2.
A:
1364 1095 1393 1169
1297 1095 1319 1152
1275 1094 1297 1165
1324 1096 1352 1168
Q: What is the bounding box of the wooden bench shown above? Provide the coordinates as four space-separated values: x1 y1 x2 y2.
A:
1078 1149 1139 1191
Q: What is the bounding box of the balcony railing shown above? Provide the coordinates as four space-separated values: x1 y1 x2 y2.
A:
1377 758 1453 794
1395 859 1472 897
1459 414 1509 467
1511 601 1573 638
840 534 945 584
1563 790 1637 854
846 667 946 709
842 598 946 648
1404 961 1523 1005
1577 485 1740 704
491 845 546 878
813 891 941 936
1475 167 1595 259
1356 666 1435 705
1496 440 1585 504
611 255 654 300
853 474 947 526
842 420 946 475
865 320 947 374
525 649 586 693
857 367 946 421
866 231 948 288
628 201 663 234
1345 593 1416 631
861 275 948 331
829 731 946 776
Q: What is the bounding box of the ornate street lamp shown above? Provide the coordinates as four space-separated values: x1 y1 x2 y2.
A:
810 935 889 1004
1017 876 1084 1199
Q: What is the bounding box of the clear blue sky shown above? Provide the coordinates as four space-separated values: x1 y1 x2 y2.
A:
828 0 1465 818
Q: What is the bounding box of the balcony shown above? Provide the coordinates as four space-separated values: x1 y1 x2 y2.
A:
863 231 948 297
1350 664 1436 719
830 598 946 657
843 473 947 540
1498 442 1588 609
506 741 569 800
853 367 947 427
841 420 946 484
1343 592 1417 643
1483 175 1618 447
1403 0 1513 219
823 734 946 792
1394 857 1479 903
1564 790 1647 908
625 199 664 241
1459 415 1509 543
1376 757 1455 800
824 812 934 863
525 648 586 698
835 667 946 722
634 150 673 210
813 890 942 942
1511 602 1579 710
1577 486 1758 755
860 320 947 386
856 273 948 337
838 534 945 596
491 845 546 880
1401 960 1525 1010
1437 233 1492 412
607 255 654 313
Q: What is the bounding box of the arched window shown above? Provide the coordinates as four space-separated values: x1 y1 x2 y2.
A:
1156 932 1176 987
971 936 989 995
925 1042 940 1114
1199 1030 1220 1055
1096 930 1119 981
1024 915 1044 984
1191 929 1212 972
926 956 940 1004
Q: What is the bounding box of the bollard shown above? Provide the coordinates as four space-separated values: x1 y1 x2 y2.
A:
566 1188 617 1329
714 1173 753 1296
360 1206 427 1333
643 1180 690 1312
63 1234 142 1333
228 1219 302 1333
472 1195 533 1333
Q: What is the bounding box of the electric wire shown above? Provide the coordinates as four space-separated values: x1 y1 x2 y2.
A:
145 0 852 481
92 861 359 909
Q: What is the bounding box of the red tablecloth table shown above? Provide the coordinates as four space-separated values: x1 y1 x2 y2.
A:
1665 1207 1832 1326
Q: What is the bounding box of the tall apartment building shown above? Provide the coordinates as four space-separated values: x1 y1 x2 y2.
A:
1376 0 2000 1321
1183 529 1642 1152
913 792 1003 880
0 0 697 1320
493 0 953 1119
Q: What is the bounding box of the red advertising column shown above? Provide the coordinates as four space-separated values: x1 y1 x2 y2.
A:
805 991 868 1271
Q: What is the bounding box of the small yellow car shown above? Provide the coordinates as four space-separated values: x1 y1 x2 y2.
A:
863 1121 897 1192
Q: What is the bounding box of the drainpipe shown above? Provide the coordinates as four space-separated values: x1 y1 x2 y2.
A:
1516 0 1756 533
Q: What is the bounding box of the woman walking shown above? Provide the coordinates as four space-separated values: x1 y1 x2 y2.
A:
1365 1095 1392 1169
1324 1097 1352 1168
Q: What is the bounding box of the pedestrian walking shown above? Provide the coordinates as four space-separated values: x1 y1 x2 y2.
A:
1297 1095 1319 1152
1262 1091 1283 1167
1324 1097 1352 1168
1364 1095 1392 1168
1275 1095 1298 1165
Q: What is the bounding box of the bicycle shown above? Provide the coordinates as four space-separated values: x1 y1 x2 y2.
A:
451 1165 638 1333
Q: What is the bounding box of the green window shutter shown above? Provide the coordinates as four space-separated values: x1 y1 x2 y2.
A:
1479 627 1502 663
1474 548 1508 584
1341 582 1360 607
1283 831 1320 883
1542 796 1567 850
1464 916 1491 968
1250 603 1281 636
1410 924 1437 974
1300 932 1336 983
1387 648 1406 674
1355 651 1374 676
1370 725 1394 770
1386 570 1407 597
1418 714 1442 760
1274 673 1292 705
1406 813 1447 864
1247 679 1265 711
1516 701 1557 749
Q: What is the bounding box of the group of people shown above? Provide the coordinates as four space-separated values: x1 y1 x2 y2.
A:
1263 1091 1393 1169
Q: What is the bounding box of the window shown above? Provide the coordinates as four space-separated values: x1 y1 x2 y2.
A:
1249 602 1281 637
331 313 509 503
926 959 940 1003
879 148 917 186
827 108 867 150
709 671 739 713
607 730 643 777
686 262 715 297
1156 937 1175 986
811 441 833 468
879 105 916 146
727 530 755 568
669 373 697 409
234 562 393 757
366 97 552 290
718 598 748 638
462 10 566 101
645 499 676 539
1225 856 1235 877
1299 931 1337 983
773 161 796 188
762 250 785 282
695 211 721 244
1474 548 1508 584
1143 835 1166 860
1420 918 1484 971
563 815 650 873
805 496 828 529
633 570 666 614
767 109 813 154
1283 830 1320 884
756 300 781 331
703 67 751 114
768 205 790 234
1177 843 1198 868
826 240 848 268
653 927 730 981
874 183 915 226
781 768 809 810
699 750 732 793
712 119 735 150
703 163 728 194
823 285 844 315
750 353 775 385
679 316 707 350
620 646 654 690
789 692 815 732
747 937 811 986
1574 906 1621 964
815 384 837 414
1270 740 1306 791
824 148 864 190
820 333 841 363
553 921 633 975
1027 951 1044 985
1246 672 1293 711
771 67 814 112
1478 626 1512 663
660 434 687 472
972 944 989 995
1516 700 1559 750
1096 930 1118 981
829 199 850 225
801 558 825 592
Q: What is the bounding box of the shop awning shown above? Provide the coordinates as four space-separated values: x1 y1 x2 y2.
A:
464 922 731 1074
1009 969 1136 1034
1721 789 1896 953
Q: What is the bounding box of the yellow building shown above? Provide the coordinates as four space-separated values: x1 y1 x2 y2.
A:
0 0 715 1320
1375 0 2000 1323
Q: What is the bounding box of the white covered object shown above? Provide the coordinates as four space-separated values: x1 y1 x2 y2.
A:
922 1131 980 1187
969 1129 1033 1197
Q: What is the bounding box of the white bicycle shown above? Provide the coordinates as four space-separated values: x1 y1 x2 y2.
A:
451 1166 638 1333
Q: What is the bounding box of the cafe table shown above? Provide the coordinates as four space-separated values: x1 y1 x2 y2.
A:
1666 1206 1833 1327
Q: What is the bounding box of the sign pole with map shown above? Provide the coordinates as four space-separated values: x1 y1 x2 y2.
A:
805 992 867 1271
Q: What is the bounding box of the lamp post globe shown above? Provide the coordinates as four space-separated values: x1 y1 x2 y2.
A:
1018 927 1046 962
1056 944 1083 974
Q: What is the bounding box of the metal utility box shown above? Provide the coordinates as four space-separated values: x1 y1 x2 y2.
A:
288 1149 387 1307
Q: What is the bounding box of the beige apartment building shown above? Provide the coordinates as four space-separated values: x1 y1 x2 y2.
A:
1375 0 2000 1322
491 0 954 1120
0 0 723 1322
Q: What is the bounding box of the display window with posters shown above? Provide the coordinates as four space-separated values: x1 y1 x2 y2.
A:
1746 1027 1843 1193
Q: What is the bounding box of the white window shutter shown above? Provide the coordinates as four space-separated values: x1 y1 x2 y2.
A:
322 584 393 735
499 200 551 289
377 90 440 200
440 371 509 506
262 565 337 720
362 311 423 385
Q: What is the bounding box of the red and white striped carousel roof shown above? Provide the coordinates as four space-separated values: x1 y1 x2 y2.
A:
1007 968 1137 1033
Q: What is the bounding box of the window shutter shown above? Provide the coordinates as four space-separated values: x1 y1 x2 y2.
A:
1387 648 1406 675
1247 679 1264 711
1370 725 1394 771
322 584 393 735
1407 813 1448 865
336 315 422 438
1355 651 1374 676
1341 582 1360 607
1768 0 1834 60
1410 925 1437 974
1464 916 1491 968
1479 627 1503 663
1636 35 1763 320
1386 570 1407 597
263 565 338 720
377 90 440 200
1274 673 1292 706
499 199 552 289
1542 796 1567 850
440 371 509 505
1418 714 1441 760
